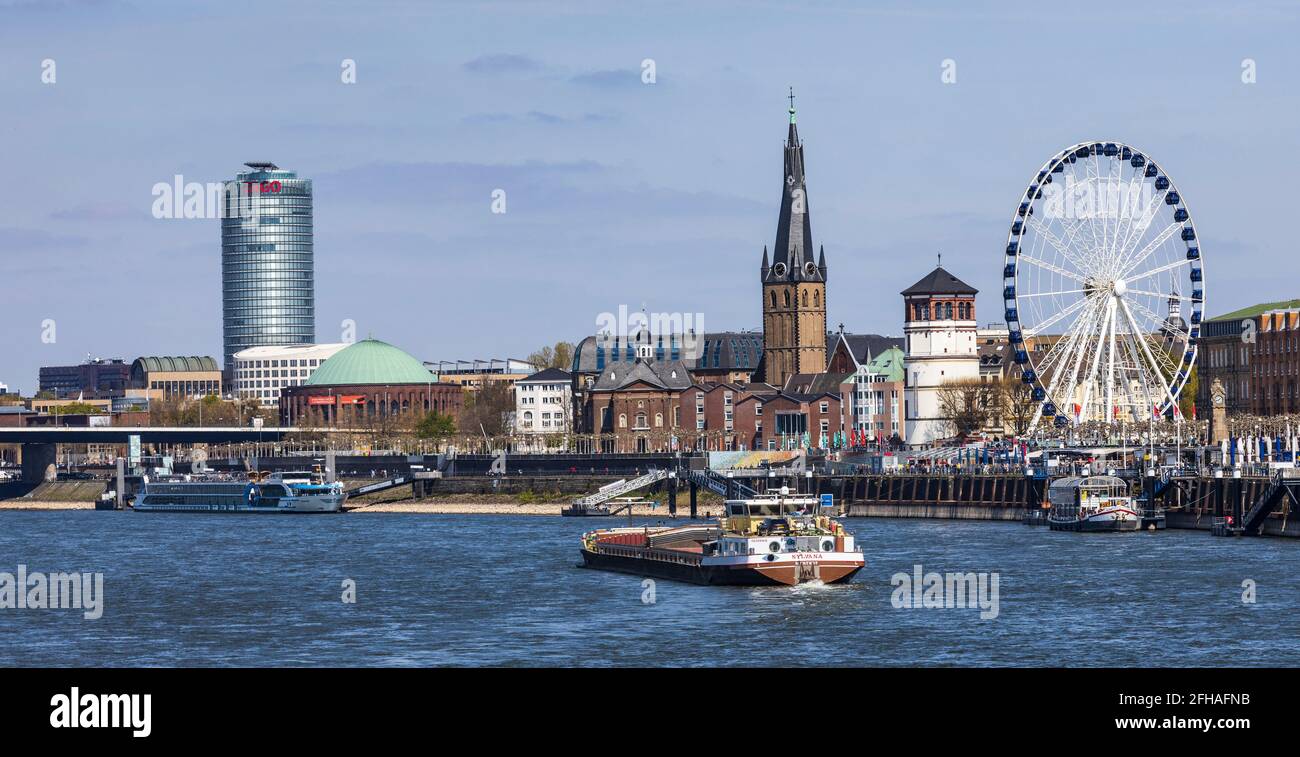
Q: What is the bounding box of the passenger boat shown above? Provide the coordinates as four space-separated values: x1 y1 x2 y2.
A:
1046 475 1139 532
579 488 864 586
133 470 345 513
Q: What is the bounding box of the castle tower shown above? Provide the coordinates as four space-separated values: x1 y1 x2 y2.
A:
761 91 827 387
901 261 979 445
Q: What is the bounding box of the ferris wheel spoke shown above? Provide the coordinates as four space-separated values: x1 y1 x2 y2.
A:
1079 297 1116 422
1118 298 1181 411
1126 257 1190 284
1129 297 1191 344
1018 253 1086 283
1023 293 1089 336
1118 222 1183 279
1112 182 1166 275
1018 288 1088 299
1025 215 1097 277
1127 287 1191 301
1037 295 1107 397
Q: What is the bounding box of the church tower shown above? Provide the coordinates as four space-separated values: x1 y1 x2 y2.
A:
761 91 827 387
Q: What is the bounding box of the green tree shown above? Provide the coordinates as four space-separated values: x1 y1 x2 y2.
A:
414 410 456 441
53 402 104 415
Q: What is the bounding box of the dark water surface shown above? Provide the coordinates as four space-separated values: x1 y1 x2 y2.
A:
1 512 1295 666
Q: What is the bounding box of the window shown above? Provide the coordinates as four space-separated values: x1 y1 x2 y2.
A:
619 413 627 428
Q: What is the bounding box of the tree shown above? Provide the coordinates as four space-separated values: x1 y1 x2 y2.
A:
526 341 576 372
52 402 104 415
460 380 514 436
936 378 998 439
1178 362 1199 420
998 375 1036 438
414 410 456 442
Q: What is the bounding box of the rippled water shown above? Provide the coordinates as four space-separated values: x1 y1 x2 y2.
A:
1 511 1296 667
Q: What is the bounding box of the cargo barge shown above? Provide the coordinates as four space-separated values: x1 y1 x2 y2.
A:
579 488 864 586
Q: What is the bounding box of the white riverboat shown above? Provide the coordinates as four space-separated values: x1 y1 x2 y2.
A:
133 471 345 513
1046 475 1138 532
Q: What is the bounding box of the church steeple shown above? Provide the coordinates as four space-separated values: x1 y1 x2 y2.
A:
759 90 829 388
764 87 823 284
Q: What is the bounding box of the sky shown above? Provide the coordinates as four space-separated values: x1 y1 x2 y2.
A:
1 0 1297 394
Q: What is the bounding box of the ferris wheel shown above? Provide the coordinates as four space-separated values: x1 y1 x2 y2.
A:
1003 141 1204 431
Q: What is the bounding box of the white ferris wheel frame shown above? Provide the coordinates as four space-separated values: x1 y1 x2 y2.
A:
1003 141 1204 433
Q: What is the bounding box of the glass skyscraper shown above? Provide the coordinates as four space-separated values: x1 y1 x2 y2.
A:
221 162 315 378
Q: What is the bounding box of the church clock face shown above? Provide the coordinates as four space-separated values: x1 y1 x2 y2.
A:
771 262 787 277
804 261 818 276
1213 393 1225 407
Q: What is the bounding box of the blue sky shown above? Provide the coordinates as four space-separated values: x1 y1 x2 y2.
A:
1 0 1297 393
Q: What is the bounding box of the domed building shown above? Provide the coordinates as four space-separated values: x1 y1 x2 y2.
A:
280 338 462 427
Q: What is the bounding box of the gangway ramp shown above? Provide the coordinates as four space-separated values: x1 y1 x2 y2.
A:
572 469 669 507
345 471 441 498
683 468 756 498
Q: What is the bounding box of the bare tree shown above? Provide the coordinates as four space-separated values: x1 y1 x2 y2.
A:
936 378 998 439
998 376 1036 438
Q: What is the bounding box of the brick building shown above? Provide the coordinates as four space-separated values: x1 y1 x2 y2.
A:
1195 300 1300 417
280 338 462 427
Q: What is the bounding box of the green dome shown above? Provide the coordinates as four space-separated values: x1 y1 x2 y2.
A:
305 338 435 386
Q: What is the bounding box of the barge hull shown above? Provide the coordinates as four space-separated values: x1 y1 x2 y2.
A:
580 549 862 586
1048 519 1140 532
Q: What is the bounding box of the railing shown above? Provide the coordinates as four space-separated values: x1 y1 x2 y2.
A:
573 468 669 506
1242 477 1287 535
683 469 757 498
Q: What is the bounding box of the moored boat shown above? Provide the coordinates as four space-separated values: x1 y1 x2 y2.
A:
579 488 864 586
133 470 345 513
1046 475 1139 532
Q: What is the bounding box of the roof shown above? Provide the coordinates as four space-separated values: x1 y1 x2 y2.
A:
865 346 905 381
571 331 763 374
834 333 905 365
233 343 349 360
1210 299 1300 322
591 359 693 392
518 367 571 383
132 356 220 374
304 339 436 386
782 371 852 396
901 266 978 296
